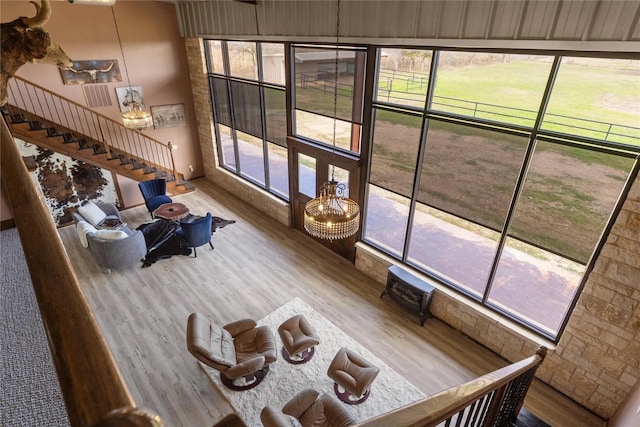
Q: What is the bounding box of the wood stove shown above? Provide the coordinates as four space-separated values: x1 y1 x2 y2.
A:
381 265 435 326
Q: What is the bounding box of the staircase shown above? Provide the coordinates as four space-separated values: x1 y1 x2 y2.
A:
3 76 195 195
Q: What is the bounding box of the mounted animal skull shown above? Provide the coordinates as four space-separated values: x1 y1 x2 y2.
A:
0 0 73 105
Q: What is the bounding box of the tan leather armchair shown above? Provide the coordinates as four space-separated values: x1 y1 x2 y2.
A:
186 313 277 390
260 388 357 427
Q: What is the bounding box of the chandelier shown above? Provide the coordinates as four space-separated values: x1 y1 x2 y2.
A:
112 6 152 131
303 0 360 241
304 180 360 240
122 100 153 130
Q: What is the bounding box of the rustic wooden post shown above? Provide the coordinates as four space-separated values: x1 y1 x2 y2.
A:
1 119 163 427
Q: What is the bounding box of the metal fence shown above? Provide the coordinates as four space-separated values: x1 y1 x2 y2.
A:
297 68 640 146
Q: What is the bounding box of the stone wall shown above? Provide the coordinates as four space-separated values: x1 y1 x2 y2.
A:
184 36 640 420
539 173 640 418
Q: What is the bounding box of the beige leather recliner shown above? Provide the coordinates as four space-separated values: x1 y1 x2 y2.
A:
260 388 357 427
186 313 277 390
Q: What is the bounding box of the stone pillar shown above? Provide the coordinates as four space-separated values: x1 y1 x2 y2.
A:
184 38 218 179
538 172 640 418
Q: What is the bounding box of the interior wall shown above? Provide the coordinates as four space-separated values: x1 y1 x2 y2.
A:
0 1 201 218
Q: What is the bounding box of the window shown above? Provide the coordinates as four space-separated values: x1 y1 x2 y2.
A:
292 45 366 154
205 39 639 340
363 50 639 340
432 52 553 127
206 40 288 200
376 48 431 109
489 141 634 334
542 57 640 144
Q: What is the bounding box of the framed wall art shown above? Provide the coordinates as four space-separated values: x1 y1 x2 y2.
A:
151 104 186 129
115 86 144 112
60 60 122 85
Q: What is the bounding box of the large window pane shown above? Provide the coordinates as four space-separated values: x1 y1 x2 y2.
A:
510 141 634 263
418 120 529 231
264 87 287 146
205 40 224 74
294 110 351 151
490 140 634 334
489 237 585 335
293 46 364 123
299 153 316 198
212 77 231 127
237 131 265 185
370 110 422 197
376 48 432 108
228 41 258 80
364 185 410 257
407 203 501 298
230 81 262 138
542 57 640 145
433 52 553 127
218 124 235 171
268 143 289 199
261 43 285 85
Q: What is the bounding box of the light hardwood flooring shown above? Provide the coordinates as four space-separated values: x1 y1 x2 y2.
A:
58 179 605 427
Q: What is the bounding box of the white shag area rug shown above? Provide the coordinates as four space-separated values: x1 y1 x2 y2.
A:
200 297 426 426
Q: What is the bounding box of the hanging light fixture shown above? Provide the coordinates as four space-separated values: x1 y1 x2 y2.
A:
111 7 152 131
304 0 360 241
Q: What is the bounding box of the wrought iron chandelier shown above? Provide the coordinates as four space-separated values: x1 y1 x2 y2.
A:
303 0 360 241
112 7 152 131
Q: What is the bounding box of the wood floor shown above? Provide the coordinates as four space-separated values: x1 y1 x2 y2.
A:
58 179 605 427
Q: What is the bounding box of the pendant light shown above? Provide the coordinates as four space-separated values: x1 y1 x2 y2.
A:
111 6 152 131
303 0 360 241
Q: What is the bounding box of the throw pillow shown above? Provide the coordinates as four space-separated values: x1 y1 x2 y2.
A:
76 220 97 248
94 229 128 240
78 201 107 227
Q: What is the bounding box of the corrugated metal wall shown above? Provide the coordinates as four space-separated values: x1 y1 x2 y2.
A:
176 0 640 49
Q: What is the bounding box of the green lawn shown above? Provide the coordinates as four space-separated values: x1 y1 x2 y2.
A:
299 59 640 146
382 59 640 145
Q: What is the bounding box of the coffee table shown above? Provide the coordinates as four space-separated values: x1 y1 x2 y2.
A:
153 202 190 221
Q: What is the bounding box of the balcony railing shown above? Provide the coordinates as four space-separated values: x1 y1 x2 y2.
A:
358 347 547 427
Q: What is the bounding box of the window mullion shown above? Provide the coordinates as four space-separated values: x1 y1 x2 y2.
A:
221 41 242 174
403 51 440 261
481 56 562 304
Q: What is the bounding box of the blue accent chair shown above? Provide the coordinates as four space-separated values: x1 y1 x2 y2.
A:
138 178 172 218
178 212 213 258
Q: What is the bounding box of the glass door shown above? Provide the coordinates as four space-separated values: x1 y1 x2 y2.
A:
288 138 361 261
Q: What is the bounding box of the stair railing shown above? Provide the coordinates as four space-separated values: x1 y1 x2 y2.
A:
6 76 178 181
357 347 547 427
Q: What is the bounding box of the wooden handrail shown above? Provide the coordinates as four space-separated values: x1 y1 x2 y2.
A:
1 118 163 427
357 347 547 427
11 75 167 149
7 76 179 182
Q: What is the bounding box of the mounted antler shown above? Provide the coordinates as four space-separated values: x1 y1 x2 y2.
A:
0 0 72 105
21 0 52 27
